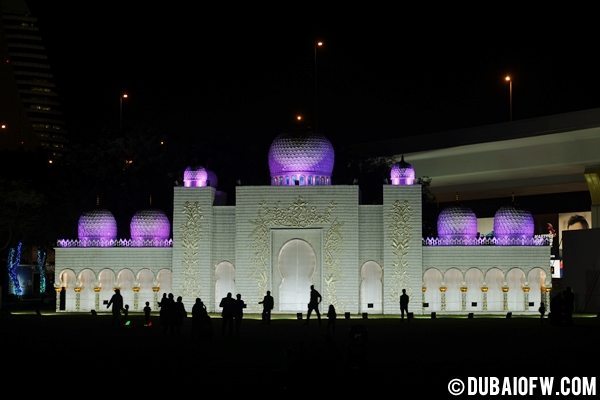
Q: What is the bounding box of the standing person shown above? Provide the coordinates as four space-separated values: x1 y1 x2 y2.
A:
143 301 152 326
191 298 207 338
259 290 274 324
538 302 546 322
327 304 337 336
219 292 235 336
234 294 246 336
106 288 123 327
399 289 409 320
306 285 322 325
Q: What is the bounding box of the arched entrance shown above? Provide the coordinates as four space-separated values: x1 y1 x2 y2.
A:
277 239 316 312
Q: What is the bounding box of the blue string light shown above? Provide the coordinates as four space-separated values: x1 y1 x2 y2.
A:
7 242 23 296
37 248 47 294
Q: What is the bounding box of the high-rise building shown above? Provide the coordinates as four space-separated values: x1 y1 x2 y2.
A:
0 0 67 160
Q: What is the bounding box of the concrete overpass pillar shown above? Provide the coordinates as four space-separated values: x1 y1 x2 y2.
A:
584 166 600 228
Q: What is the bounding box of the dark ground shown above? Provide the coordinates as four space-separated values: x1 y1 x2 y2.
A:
2 311 598 396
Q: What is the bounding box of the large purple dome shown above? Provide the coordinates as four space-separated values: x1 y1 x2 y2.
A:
130 209 170 244
493 206 534 240
183 166 207 187
390 155 415 186
268 132 334 186
78 209 117 245
437 206 477 240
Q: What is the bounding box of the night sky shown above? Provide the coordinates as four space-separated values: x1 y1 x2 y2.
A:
25 3 600 148
11 3 600 237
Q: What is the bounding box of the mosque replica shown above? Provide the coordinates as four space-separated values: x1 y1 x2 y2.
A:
55 132 551 315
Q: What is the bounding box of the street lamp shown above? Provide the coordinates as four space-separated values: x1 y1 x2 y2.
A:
119 92 128 129
504 75 512 121
314 40 324 131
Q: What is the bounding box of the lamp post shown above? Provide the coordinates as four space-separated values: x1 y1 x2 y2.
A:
314 40 324 131
119 92 128 129
504 75 512 121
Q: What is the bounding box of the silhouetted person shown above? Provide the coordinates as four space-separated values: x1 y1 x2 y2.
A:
234 293 246 336
259 290 274 324
538 302 546 322
158 293 168 331
107 288 123 326
327 304 337 336
173 296 186 334
192 298 208 338
122 304 130 326
306 285 322 325
399 289 409 319
219 292 235 336
143 301 151 326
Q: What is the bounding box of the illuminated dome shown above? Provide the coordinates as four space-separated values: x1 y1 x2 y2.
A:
268 131 334 186
183 166 207 187
390 155 415 185
130 209 170 244
78 209 117 246
437 206 477 240
493 206 534 240
206 169 218 188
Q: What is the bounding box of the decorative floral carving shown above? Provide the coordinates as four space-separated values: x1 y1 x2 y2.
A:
181 201 203 300
389 200 411 302
250 196 342 307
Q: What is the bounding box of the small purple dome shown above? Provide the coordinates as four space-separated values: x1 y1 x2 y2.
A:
206 169 218 188
390 155 415 185
78 209 117 245
437 206 477 239
130 209 170 243
268 132 334 185
494 206 534 240
183 166 207 187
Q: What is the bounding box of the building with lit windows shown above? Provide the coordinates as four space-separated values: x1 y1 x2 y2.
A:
53 131 551 315
0 0 67 159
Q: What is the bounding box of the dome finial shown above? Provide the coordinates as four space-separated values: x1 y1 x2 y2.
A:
96 194 100 207
511 192 515 204
149 194 152 207
455 192 460 202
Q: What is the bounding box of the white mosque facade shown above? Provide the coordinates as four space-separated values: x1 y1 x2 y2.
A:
54 133 551 315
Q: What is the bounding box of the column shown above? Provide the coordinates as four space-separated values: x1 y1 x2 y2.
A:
133 286 140 311
94 287 101 311
421 286 426 310
460 286 468 311
74 287 82 312
523 286 530 311
440 286 447 312
544 287 551 311
54 285 62 312
502 286 509 311
481 286 488 311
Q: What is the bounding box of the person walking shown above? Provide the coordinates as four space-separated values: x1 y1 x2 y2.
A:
306 285 322 325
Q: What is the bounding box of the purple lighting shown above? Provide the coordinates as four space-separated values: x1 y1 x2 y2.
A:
494 206 534 242
206 169 218 188
130 209 171 246
390 155 415 185
268 132 334 186
183 166 207 187
437 206 477 241
77 209 117 246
